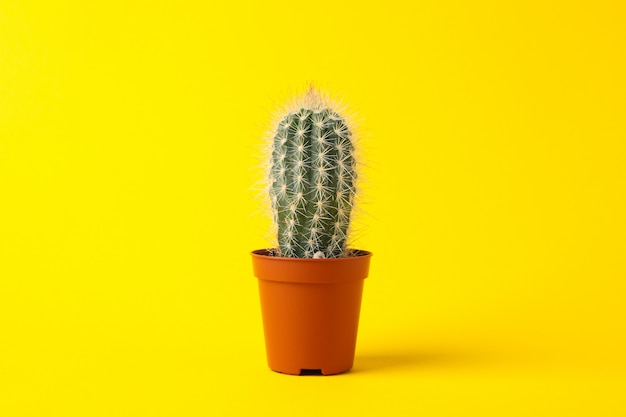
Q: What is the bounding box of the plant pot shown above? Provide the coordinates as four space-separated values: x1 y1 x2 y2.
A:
251 249 372 376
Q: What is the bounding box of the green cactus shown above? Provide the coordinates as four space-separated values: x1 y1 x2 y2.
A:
269 88 357 258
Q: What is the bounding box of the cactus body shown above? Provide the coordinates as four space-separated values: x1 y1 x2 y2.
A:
269 105 356 258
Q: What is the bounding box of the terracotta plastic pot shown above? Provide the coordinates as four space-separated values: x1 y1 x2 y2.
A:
251 249 373 375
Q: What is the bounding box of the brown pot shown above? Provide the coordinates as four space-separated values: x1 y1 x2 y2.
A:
251 249 373 376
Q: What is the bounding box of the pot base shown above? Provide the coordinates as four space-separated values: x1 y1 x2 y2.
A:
273 367 349 376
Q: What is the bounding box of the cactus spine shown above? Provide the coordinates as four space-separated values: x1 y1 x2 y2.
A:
269 88 357 258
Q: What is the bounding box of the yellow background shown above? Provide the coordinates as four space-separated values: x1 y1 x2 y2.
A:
1 1 625 415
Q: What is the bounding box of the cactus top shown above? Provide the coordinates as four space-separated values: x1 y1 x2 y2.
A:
269 105 356 258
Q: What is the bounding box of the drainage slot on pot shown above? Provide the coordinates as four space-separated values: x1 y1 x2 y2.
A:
300 369 323 376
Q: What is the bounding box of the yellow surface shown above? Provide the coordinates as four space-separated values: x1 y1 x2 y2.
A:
1 1 625 415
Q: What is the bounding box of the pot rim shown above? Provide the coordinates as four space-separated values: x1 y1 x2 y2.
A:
251 248 372 261
251 248 373 284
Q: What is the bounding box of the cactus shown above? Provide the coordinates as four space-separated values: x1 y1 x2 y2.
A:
268 87 357 258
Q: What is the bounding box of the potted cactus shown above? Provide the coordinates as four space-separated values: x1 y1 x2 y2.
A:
251 86 373 375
